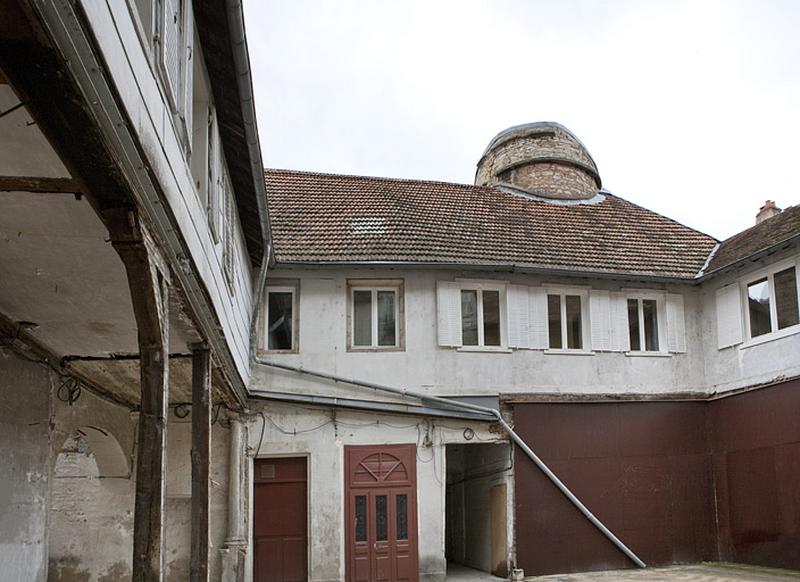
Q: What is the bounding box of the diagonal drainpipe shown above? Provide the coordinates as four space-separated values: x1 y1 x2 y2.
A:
255 358 647 569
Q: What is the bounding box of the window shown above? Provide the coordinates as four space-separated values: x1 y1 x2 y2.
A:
348 280 404 350
461 289 501 347
547 292 584 350
627 298 660 351
261 284 298 352
746 266 799 339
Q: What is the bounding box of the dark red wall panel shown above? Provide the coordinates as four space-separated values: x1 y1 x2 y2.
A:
513 401 716 576
709 380 800 570
513 380 800 576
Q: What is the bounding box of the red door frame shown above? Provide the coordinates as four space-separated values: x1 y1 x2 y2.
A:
345 444 419 582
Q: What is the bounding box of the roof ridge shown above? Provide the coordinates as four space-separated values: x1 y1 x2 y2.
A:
264 167 490 191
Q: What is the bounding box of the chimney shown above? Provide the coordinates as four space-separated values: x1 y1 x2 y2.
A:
756 200 781 224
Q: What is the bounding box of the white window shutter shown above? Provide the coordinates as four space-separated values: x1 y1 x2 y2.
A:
437 282 462 347
160 0 181 107
589 290 611 351
528 287 548 349
609 292 631 352
182 2 194 135
665 294 686 353
507 285 530 348
716 283 743 349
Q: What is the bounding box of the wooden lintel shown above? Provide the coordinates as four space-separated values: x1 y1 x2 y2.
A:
107 207 170 582
190 345 211 582
0 175 83 196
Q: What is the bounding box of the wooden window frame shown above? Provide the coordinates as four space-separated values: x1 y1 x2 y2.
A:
347 279 405 352
258 281 300 354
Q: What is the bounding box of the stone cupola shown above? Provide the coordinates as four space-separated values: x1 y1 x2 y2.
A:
475 122 601 200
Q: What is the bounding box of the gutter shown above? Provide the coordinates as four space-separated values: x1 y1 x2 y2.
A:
695 233 800 282
271 260 699 285
255 358 647 569
248 389 491 421
223 0 276 370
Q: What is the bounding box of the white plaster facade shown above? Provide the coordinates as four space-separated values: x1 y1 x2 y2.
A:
244 401 509 582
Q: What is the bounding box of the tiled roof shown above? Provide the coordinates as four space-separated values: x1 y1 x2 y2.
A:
706 204 800 274
265 169 719 280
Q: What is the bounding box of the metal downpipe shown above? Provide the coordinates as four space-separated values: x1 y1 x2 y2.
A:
256 358 647 569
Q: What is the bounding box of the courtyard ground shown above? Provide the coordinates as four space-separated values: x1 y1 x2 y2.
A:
445 563 800 581
528 563 800 581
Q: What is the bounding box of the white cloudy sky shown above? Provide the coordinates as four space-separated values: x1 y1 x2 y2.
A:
243 0 800 240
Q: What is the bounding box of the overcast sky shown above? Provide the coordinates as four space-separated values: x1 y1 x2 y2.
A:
243 0 800 240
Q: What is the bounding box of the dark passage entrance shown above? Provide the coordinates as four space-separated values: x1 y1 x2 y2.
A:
253 457 308 582
445 442 511 578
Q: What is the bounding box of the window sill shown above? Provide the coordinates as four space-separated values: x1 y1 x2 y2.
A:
348 346 405 353
544 349 594 356
741 324 800 349
457 346 512 353
257 349 298 356
624 351 671 358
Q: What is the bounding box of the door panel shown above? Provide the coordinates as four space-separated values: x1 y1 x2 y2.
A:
254 457 308 582
346 445 418 582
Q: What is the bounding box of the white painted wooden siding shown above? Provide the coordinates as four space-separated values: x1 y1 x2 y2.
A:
80 0 254 380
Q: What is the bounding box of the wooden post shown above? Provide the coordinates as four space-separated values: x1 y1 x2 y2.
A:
106 208 170 582
190 345 211 582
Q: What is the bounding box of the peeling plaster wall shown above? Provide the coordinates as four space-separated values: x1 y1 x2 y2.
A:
44 382 231 581
47 389 136 582
700 247 800 394
0 348 52 582
254 268 706 398
165 418 231 582
48 435 133 582
245 401 506 582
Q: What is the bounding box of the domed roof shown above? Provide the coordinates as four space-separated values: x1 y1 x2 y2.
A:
476 122 601 201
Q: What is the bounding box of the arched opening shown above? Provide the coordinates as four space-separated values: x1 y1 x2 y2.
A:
48 427 134 581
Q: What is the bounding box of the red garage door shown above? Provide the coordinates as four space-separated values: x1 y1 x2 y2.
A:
254 457 308 582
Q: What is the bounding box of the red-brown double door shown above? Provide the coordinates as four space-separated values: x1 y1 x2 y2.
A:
345 444 418 582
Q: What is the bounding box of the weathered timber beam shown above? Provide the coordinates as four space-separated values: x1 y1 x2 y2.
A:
0 0 130 212
106 208 170 582
0 175 83 195
190 345 211 582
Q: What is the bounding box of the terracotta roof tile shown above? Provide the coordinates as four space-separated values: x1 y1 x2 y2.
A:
706 205 800 274
265 169 719 280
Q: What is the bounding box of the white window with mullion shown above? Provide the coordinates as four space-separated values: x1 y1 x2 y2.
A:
350 284 402 350
546 290 587 351
744 265 800 340
627 297 661 352
460 288 503 348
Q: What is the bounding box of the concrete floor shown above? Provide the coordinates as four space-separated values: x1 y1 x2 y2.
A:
446 563 505 580
528 564 800 581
